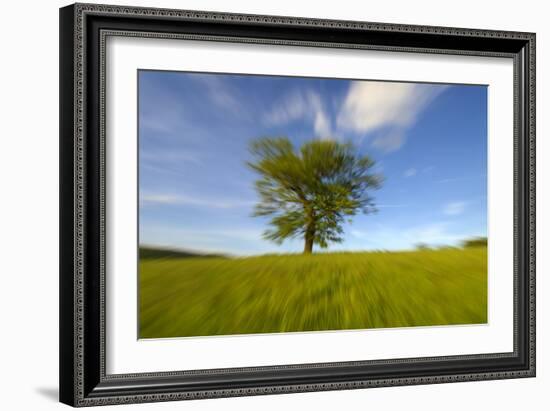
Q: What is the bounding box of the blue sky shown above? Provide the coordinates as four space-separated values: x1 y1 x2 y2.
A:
138 70 487 255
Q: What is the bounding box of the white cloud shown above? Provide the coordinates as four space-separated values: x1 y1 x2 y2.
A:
141 74 247 136
261 81 447 151
438 177 462 183
192 74 246 117
336 81 445 132
411 223 460 244
140 93 188 135
350 229 369 239
264 90 333 139
376 204 409 209
140 193 254 209
140 194 180 205
140 163 191 179
336 81 447 151
404 168 417 178
264 91 308 124
371 131 406 152
141 150 202 165
438 173 486 184
314 109 331 137
337 82 416 132
443 201 467 216
350 222 467 250
140 227 266 256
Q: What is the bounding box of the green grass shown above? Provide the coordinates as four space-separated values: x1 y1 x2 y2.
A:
139 247 487 338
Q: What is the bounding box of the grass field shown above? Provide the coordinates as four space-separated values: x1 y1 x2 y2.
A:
139 247 487 338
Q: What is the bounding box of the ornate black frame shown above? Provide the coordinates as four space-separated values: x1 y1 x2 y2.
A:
59 3 536 407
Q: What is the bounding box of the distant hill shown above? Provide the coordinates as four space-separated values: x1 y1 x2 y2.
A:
139 246 228 260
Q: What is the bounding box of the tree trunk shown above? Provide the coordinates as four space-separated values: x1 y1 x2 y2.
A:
303 225 315 254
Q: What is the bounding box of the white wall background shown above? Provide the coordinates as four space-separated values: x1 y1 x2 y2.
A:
0 0 546 409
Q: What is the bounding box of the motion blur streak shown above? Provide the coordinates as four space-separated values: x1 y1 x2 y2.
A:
139 245 487 338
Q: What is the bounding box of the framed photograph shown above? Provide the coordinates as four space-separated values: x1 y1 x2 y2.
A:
59 3 536 406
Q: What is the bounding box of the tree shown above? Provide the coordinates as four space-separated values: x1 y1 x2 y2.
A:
248 137 383 254
415 243 431 251
462 237 488 248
